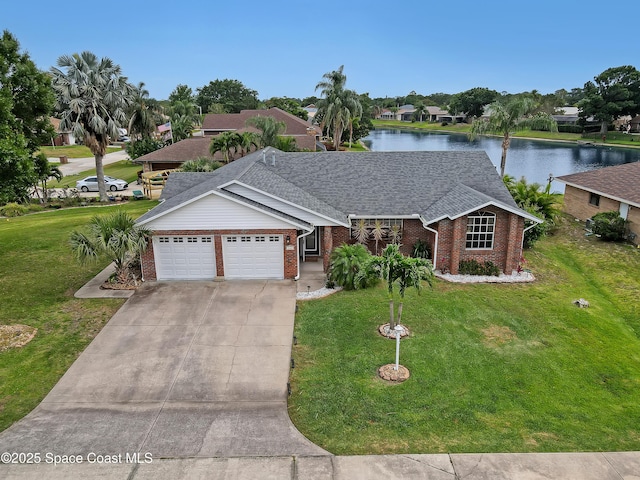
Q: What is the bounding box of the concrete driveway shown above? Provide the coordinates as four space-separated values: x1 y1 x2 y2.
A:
0 280 326 458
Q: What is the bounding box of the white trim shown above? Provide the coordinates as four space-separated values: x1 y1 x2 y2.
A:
347 214 422 220
465 212 496 250
421 221 439 271
557 180 640 209
424 201 542 224
138 189 310 230
222 180 349 227
295 228 315 281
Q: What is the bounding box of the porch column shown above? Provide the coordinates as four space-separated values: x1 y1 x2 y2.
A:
323 226 333 272
505 215 522 274
449 217 464 275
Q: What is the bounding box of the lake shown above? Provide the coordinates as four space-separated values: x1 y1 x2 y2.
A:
363 129 640 192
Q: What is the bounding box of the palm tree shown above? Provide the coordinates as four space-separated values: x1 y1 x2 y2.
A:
469 97 558 177
394 255 433 327
315 66 363 150
69 210 150 284
50 52 134 202
209 131 241 163
245 115 286 148
274 136 298 152
32 153 62 204
180 157 223 172
359 244 433 332
169 114 194 142
238 131 260 156
413 102 426 122
128 82 157 140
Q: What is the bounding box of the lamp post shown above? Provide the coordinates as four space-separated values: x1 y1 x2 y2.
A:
394 324 403 371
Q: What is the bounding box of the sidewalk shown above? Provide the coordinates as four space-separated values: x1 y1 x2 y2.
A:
2 452 638 479
51 149 131 176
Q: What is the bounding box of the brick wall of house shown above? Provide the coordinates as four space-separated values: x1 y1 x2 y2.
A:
316 211 524 275
436 207 524 274
141 228 298 280
562 185 621 220
140 240 157 281
293 135 317 151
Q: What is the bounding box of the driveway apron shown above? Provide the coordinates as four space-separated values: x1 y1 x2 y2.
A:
0 280 326 458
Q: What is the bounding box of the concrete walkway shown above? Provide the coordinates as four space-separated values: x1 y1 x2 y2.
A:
52 149 131 176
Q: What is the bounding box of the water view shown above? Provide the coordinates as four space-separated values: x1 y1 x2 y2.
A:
363 129 640 192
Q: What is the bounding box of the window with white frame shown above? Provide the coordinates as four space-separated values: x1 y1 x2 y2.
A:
465 212 495 249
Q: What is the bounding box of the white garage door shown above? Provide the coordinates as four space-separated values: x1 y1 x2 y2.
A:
153 236 216 280
222 235 284 279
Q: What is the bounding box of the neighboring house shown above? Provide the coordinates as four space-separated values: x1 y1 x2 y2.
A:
630 115 640 133
552 106 580 125
376 105 463 123
136 149 539 281
134 137 213 172
556 162 640 244
304 104 318 120
49 117 76 146
202 107 321 151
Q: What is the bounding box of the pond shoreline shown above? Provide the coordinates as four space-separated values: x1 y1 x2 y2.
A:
370 122 640 150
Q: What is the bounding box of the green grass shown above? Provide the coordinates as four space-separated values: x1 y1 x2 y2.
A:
289 216 640 454
51 160 142 188
38 145 122 159
0 201 157 431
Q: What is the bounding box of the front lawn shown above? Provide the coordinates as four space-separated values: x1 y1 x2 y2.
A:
0 201 157 432
39 145 121 159
51 160 142 188
289 216 640 454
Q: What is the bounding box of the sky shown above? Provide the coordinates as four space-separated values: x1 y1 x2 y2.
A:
4 1 638 102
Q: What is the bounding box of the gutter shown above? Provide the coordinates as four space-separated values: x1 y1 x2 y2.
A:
416 214 439 271
295 228 315 281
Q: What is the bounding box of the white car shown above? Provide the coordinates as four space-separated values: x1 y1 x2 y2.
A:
76 175 128 192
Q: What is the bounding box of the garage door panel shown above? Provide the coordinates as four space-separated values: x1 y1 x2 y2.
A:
153 236 216 280
222 235 284 279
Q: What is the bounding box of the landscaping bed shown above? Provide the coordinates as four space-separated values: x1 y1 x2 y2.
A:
289 215 640 454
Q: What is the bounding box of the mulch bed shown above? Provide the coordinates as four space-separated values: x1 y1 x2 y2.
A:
378 364 410 383
0 324 38 352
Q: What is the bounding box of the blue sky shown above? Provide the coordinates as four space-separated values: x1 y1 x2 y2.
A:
4 1 637 102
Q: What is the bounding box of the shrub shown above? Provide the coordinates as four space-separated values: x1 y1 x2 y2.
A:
412 239 431 259
328 244 378 290
591 211 628 242
458 259 500 276
126 138 165 160
0 202 29 217
180 157 223 172
558 125 584 134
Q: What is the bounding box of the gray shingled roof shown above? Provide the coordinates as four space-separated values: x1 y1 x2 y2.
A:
137 148 535 226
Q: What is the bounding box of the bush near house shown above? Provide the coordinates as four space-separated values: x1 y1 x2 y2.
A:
591 211 628 242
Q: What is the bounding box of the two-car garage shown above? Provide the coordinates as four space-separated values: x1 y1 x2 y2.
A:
152 235 284 280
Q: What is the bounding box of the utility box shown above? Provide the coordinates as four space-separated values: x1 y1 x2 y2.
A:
59 156 68 164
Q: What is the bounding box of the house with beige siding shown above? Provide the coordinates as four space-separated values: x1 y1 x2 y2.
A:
556 162 640 244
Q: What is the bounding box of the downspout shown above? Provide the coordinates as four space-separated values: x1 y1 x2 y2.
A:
295 228 315 281
418 216 439 271
521 221 539 251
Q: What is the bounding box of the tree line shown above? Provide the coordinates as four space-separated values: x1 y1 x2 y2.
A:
1 27 639 205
